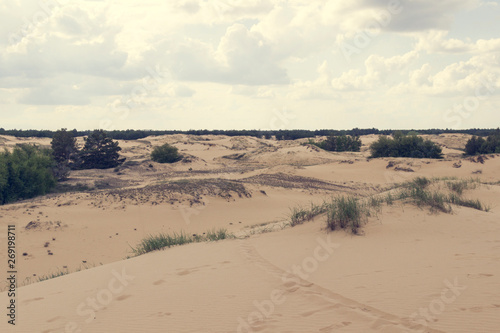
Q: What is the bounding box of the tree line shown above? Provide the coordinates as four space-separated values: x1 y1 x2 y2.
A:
1 127 499 141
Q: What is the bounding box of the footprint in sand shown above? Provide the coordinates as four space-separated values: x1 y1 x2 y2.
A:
116 295 132 301
47 316 61 323
319 321 352 332
23 297 44 305
467 273 494 279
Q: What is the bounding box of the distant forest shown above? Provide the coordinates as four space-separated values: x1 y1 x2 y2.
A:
0 128 498 141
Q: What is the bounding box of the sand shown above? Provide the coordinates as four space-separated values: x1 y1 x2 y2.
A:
0 133 499 332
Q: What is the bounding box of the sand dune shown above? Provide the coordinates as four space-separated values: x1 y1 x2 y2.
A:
1 133 499 332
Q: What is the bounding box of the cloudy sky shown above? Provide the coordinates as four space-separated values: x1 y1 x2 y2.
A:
1 0 499 131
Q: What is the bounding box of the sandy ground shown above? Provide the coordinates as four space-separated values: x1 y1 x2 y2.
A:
0 133 499 332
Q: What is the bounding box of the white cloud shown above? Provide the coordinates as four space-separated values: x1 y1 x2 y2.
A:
331 50 419 90
0 0 499 129
167 23 288 85
416 30 500 54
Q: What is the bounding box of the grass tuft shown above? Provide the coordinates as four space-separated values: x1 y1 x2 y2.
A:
132 228 232 255
326 196 367 234
289 202 328 226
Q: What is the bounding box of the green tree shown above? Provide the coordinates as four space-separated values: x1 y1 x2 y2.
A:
51 128 77 180
51 128 77 163
0 144 56 204
78 130 124 169
151 143 181 163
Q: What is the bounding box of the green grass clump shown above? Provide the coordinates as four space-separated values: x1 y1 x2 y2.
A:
132 228 232 255
37 268 70 282
447 193 486 211
289 202 327 226
326 196 366 234
446 179 477 195
412 176 431 189
395 177 488 212
385 192 395 205
205 228 231 241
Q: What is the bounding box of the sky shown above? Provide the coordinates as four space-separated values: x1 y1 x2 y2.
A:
0 0 499 131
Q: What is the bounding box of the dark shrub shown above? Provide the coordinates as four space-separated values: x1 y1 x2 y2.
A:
151 143 181 163
312 135 362 152
370 133 442 159
464 130 500 156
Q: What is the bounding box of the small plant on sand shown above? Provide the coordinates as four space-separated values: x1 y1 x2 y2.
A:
151 143 181 163
132 228 232 255
445 179 477 195
395 177 488 213
205 228 231 241
447 193 486 211
37 268 71 282
289 202 328 226
326 196 367 234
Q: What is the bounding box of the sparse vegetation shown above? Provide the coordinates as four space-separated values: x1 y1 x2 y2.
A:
36 268 71 282
51 182 93 193
151 143 182 163
132 228 232 255
308 135 362 152
289 197 369 234
370 132 443 159
290 202 328 226
395 177 487 212
288 176 489 235
446 179 477 195
326 196 367 234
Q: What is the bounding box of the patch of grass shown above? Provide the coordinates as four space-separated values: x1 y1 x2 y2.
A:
289 202 328 226
447 193 485 211
37 268 70 282
395 177 487 212
35 262 99 283
385 192 395 205
132 228 233 255
133 231 192 255
445 179 478 195
205 228 231 241
368 196 384 209
326 196 367 234
412 176 431 189
51 182 93 194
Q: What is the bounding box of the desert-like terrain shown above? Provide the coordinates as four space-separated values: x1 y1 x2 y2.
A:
1 133 499 332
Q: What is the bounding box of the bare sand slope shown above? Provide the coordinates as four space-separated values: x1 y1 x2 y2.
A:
0 133 499 332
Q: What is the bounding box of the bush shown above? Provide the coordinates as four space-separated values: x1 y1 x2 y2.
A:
311 135 361 152
464 130 500 156
151 143 181 163
370 133 443 158
0 144 56 204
